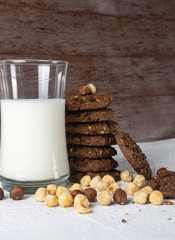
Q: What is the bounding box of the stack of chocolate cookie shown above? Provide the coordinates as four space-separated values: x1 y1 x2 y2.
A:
66 84 120 183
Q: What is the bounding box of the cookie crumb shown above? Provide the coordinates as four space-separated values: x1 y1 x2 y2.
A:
168 218 171 220
122 219 127 223
125 213 128 215
165 201 174 205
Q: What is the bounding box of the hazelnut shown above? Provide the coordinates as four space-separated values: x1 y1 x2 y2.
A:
56 186 70 199
96 181 108 192
0 188 4 200
74 194 90 214
133 190 148 204
83 188 97 202
149 190 163 205
90 175 102 188
70 183 83 192
157 167 167 175
88 83 96 94
133 175 146 188
113 189 127 205
120 170 133 182
80 175 91 187
58 192 73 207
78 84 91 95
107 182 121 195
141 186 153 195
34 187 49 202
45 195 58 207
125 182 139 196
102 175 115 185
10 185 24 200
47 184 57 195
71 190 83 199
97 191 112 206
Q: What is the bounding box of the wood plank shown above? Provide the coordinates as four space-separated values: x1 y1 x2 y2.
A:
1 0 175 17
0 5 174 58
114 95 175 142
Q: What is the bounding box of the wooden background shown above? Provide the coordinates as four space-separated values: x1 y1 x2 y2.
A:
0 0 175 141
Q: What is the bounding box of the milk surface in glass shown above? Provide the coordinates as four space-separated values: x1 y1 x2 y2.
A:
0 98 69 181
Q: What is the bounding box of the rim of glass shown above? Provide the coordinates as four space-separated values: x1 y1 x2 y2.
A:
0 59 68 65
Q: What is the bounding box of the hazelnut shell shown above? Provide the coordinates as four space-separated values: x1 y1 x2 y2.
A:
83 188 97 202
10 185 24 200
113 189 127 205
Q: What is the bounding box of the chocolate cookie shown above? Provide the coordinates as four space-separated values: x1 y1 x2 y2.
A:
66 121 119 135
67 145 117 159
66 134 116 146
115 132 152 180
66 108 113 123
69 169 121 183
69 157 118 172
66 94 113 111
146 169 175 199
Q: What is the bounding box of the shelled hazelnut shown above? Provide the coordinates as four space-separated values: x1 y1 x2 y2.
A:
120 170 133 182
88 83 96 94
80 175 91 187
97 191 112 206
90 176 102 188
45 195 58 207
149 190 163 205
74 194 90 214
47 184 57 196
133 190 148 205
58 192 73 208
102 175 115 185
125 182 139 196
133 175 146 188
96 181 108 192
70 183 83 192
34 187 48 202
56 186 70 199
107 182 121 195
141 186 153 195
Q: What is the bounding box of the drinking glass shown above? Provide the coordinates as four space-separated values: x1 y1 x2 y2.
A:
0 59 70 193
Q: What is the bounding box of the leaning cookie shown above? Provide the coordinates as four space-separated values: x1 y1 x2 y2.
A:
66 94 113 111
69 169 121 183
66 108 113 123
67 145 117 159
115 131 152 180
66 134 116 146
69 157 118 172
66 121 119 135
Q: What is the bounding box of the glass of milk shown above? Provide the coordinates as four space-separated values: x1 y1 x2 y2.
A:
0 59 70 193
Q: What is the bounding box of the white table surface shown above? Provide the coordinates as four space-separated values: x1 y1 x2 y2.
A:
0 139 175 240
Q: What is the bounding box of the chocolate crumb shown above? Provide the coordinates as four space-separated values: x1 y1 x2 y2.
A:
122 219 127 223
165 201 174 205
168 218 171 220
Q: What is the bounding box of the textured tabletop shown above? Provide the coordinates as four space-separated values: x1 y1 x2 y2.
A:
0 139 175 240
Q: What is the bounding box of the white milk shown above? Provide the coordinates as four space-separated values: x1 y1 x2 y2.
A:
0 99 69 181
